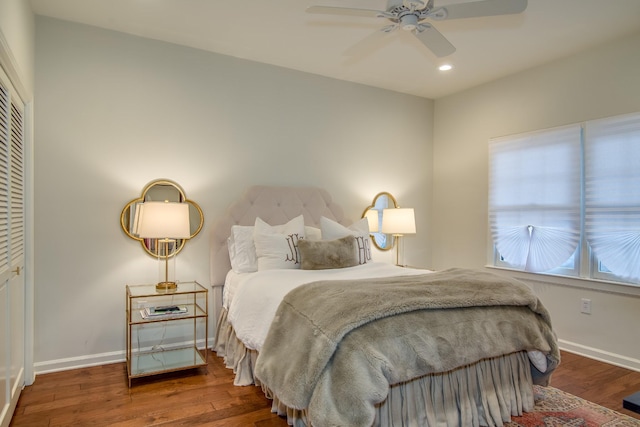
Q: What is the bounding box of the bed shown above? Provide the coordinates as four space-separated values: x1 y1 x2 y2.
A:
210 185 560 427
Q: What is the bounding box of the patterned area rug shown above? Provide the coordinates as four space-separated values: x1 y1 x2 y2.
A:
506 386 640 426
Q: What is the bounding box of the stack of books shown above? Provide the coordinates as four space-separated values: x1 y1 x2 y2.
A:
140 305 188 319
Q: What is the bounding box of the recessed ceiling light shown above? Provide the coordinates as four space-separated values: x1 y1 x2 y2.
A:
439 64 453 71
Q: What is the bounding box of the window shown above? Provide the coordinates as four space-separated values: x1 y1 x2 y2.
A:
489 125 582 274
489 112 640 287
585 113 640 283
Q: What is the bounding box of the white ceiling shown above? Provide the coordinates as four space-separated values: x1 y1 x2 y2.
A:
29 0 640 99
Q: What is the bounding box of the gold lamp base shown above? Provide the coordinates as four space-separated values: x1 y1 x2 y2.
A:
156 281 177 292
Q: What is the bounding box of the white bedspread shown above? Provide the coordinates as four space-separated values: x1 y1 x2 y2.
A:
225 262 431 351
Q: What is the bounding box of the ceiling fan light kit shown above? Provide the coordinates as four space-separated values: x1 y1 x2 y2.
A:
307 0 528 58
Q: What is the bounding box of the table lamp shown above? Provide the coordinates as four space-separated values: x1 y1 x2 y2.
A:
382 207 416 266
137 201 191 291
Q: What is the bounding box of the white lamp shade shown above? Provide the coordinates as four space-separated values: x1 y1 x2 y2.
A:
382 208 416 235
365 209 380 233
137 201 191 239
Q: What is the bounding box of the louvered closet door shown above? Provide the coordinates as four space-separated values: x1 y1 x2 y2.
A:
0 66 25 427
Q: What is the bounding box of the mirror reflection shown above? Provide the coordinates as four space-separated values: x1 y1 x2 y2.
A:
362 192 398 251
120 179 204 258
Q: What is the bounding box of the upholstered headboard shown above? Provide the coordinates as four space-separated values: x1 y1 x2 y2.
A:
209 185 351 287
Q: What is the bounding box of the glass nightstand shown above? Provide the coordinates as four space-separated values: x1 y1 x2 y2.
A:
126 281 208 387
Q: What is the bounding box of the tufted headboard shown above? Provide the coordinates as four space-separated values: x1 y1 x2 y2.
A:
209 185 351 287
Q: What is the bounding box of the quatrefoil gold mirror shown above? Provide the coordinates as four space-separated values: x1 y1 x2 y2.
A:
362 192 398 251
120 179 204 258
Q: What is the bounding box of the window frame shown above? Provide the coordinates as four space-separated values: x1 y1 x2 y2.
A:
489 114 640 288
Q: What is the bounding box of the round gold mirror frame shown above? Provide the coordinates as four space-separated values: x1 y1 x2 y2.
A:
362 192 398 251
120 179 204 258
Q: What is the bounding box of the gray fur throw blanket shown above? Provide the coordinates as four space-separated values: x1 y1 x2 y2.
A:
254 268 560 427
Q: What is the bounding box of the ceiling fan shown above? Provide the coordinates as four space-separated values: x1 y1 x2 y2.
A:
306 0 528 57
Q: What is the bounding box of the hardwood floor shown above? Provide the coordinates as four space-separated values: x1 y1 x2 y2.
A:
551 350 640 420
10 350 640 426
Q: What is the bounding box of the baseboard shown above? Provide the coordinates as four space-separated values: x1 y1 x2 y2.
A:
34 350 126 375
33 336 216 375
559 339 640 372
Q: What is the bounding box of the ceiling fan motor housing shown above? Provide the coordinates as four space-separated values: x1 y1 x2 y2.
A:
403 0 426 8
400 13 419 30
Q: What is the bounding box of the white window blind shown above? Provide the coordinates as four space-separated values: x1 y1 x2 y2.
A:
585 112 640 282
489 125 582 272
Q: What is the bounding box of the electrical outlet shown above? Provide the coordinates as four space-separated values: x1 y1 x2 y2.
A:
580 298 592 314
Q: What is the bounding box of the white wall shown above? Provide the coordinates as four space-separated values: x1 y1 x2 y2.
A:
33 17 433 371
35 14 640 376
432 32 640 370
0 0 34 95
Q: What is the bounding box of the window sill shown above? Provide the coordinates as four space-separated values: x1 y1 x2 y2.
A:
485 265 640 298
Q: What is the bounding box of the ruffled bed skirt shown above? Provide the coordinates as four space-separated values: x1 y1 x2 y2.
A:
214 308 535 427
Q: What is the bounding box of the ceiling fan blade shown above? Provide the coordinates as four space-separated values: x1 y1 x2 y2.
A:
306 5 387 19
413 24 456 57
431 0 527 20
343 27 396 58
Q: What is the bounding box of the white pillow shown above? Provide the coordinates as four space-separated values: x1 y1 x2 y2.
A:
228 225 258 273
305 226 322 240
254 215 306 270
320 217 372 265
